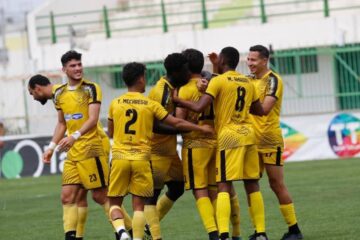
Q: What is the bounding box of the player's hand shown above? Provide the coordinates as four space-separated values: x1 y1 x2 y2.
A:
58 136 76 152
200 124 215 135
208 52 219 66
43 149 54 164
196 78 208 93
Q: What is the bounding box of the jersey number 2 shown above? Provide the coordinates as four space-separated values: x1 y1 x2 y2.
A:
125 109 137 135
235 87 246 112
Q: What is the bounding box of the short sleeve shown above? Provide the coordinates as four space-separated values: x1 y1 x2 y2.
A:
266 74 282 100
52 84 64 110
53 96 61 110
152 101 169 121
205 76 221 99
87 83 102 104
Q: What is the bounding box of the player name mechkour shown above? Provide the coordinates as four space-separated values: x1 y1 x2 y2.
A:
122 99 148 105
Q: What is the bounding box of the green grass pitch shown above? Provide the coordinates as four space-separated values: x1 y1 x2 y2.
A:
1 158 360 239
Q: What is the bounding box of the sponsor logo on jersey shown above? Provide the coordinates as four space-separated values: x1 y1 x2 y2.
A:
72 113 83 120
328 113 360 157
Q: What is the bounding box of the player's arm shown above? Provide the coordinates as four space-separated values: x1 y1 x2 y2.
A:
107 119 114 138
172 93 212 113
250 99 265 116
261 96 277 115
153 117 184 135
208 52 219 74
43 110 67 163
58 103 100 152
152 105 191 134
162 114 214 134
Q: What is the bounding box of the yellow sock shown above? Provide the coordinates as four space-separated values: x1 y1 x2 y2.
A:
196 197 218 233
280 203 297 227
63 204 78 233
249 191 265 233
248 207 255 229
156 194 174 221
121 205 133 230
76 207 88 238
230 194 241 237
216 192 230 235
133 211 146 239
102 201 112 223
110 205 125 232
212 198 217 213
144 205 161 239
112 218 125 232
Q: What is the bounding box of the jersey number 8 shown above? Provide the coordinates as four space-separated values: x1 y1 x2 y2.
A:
235 87 246 112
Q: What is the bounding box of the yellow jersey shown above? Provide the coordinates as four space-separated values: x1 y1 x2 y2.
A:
108 92 169 161
249 71 284 152
206 71 259 150
52 84 109 141
178 78 217 149
148 77 178 156
53 80 104 161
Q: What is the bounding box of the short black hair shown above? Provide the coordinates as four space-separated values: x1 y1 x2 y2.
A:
28 74 51 89
220 47 239 69
164 53 188 75
182 48 204 74
249 45 270 58
122 62 146 87
61 50 82 66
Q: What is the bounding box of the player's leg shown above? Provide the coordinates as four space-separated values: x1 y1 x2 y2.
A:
109 197 130 240
130 160 153 240
216 149 238 240
243 146 267 240
157 156 184 221
144 158 168 240
62 160 82 240
83 157 113 228
230 186 241 240
217 181 232 240
184 147 218 240
75 188 88 240
103 137 133 235
265 157 302 240
108 159 131 240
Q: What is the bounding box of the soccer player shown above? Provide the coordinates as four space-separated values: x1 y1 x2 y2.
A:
247 45 303 240
28 50 125 240
177 49 218 240
172 47 268 240
107 62 214 240
28 74 134 240
177 48 241 240
143 53 190 240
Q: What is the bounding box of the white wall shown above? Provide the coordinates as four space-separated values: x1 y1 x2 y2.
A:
28 13 360 72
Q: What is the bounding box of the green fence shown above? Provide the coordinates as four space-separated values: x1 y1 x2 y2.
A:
35 0 360 44
85 44 360 115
